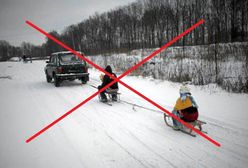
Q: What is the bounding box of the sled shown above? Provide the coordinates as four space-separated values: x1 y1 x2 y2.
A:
98 88 121 103
163 113 207 137
106 88 121 102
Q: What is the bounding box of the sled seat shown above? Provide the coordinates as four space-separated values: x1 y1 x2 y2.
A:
98 88 121 102
106 88 120 94
106 88 121 101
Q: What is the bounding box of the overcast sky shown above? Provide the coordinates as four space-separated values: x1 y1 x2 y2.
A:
0 0 135 46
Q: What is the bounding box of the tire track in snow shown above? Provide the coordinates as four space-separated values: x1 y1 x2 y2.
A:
87 103 179 168
26 83 88 168
124 129 177 168
71 100 160 168
13 62 88 168
104 130 154 168
68 103 154 168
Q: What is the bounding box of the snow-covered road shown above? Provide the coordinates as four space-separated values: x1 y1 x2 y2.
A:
0 61 248 168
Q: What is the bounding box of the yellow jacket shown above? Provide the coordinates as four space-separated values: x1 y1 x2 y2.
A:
174 97 193 111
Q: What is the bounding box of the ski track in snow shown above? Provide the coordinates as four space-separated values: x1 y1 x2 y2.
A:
0 61 248 168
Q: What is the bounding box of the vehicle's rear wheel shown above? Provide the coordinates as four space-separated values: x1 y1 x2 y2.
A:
81 77 87 84
54 74 60 87
46 72 52 83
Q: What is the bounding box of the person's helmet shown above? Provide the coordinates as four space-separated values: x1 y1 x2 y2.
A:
179 85 190 94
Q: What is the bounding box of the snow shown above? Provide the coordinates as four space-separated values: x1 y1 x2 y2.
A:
0 61 248 168
8 57 20 62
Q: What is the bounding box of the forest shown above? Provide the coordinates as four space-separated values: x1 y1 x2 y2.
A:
1 0 247 59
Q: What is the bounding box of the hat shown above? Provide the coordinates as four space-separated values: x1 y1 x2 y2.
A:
105 65 112 74
179 85 190 94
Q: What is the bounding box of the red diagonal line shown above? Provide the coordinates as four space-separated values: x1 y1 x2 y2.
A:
26 20 220 147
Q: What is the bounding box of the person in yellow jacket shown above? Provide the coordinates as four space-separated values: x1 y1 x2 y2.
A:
172 85 199 130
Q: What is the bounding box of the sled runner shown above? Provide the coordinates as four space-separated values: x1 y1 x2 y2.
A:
163 113 207 137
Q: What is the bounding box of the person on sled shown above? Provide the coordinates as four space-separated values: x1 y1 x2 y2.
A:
98 65 119 102
172 85 199 130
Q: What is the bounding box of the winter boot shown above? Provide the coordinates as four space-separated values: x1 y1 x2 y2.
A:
172 125 180 131
112 94 117 101
100 92 107 102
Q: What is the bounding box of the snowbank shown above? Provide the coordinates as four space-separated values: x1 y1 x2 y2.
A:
87 42 248 92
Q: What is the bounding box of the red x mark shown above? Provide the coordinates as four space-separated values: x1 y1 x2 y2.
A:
25 19 221 147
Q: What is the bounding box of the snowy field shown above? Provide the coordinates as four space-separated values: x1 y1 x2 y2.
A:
0 60 248 168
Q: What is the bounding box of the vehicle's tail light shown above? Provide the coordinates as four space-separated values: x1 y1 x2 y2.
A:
83 66 88 73
57 67 64 73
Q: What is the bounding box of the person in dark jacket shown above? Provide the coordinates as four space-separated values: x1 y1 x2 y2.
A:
22 55 27 63
98 65 119 102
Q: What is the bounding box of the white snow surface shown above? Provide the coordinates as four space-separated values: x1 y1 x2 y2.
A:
0 61 248 168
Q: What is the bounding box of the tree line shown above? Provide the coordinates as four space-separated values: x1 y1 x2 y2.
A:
54 0 248 55
1 0 247 61
0 41 46 61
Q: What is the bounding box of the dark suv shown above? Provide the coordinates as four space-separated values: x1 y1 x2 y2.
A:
45 51 89 87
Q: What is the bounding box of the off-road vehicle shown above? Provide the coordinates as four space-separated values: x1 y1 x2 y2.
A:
45 51 89 87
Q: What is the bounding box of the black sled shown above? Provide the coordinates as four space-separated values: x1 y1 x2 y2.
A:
98 88 121 105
